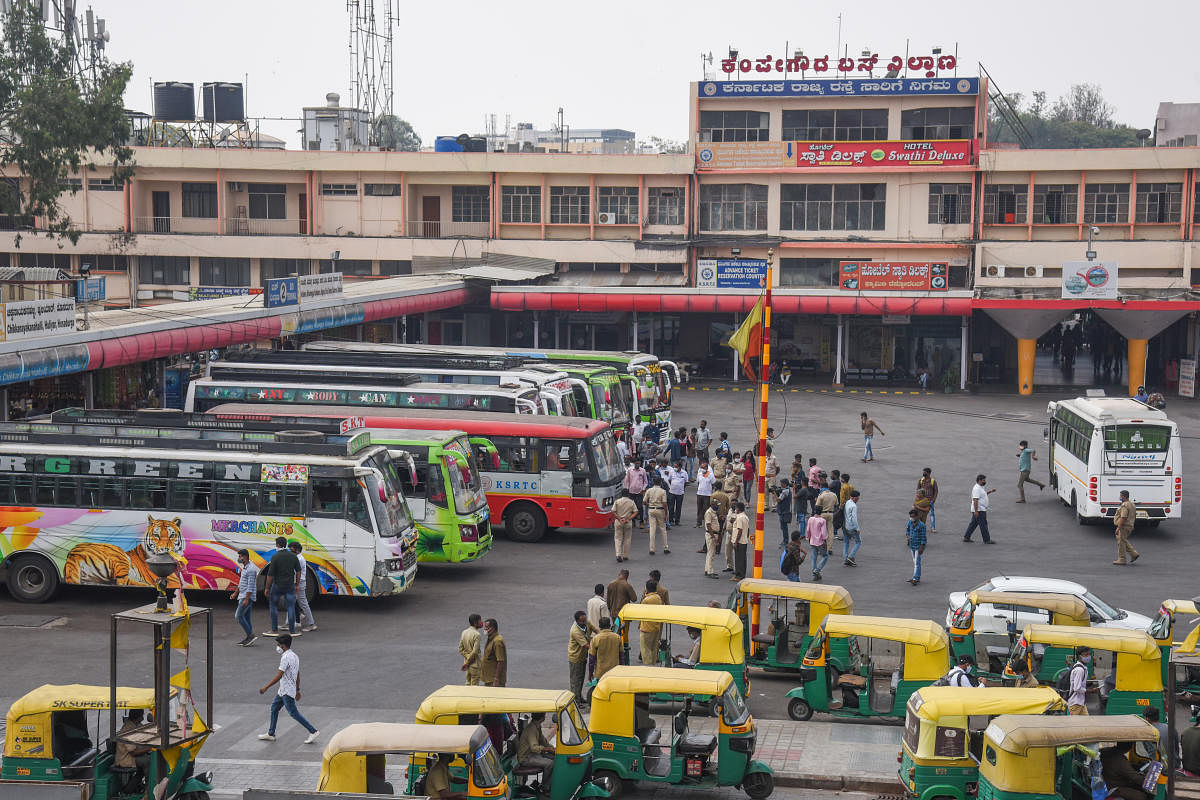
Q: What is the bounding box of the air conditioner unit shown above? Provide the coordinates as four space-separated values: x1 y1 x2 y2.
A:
228 182 246 192
985 264 1005 277
597 212 617 225
1024 265 1044 278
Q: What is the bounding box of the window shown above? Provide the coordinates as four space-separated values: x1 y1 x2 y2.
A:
928 183 971 224
490 436 537 472
647 187 682 225
80 254 129 272
1135 182 1182 223
900 107 974 139
181 182 217 218
501 186 541 223
782 108 888 140
779 183 885 231
1195 183 1200 224
215 482 260 514
562 262 621 272
87 177 123 191
699 110 770 142
550 186 590 224
364 183 401 196
451 186 490 222
379 260 413 275
261 258 310 279
199 257 250 286
321 183 358 196
59 178 83 192
82 476 125 509
983 184 1028 224
169 480 211 512
1084 183 1129 224
261 484 304 516
0 178 31 230
779 257 846 287
597 186 638 224
1033 184 1079 224
138 256 190 285
311 478 346 516
17 252 70 269
248 183 286 219
319 259 372 276
699 183 768 231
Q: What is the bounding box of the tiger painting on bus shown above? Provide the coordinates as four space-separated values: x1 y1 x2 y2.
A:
63 515 184 586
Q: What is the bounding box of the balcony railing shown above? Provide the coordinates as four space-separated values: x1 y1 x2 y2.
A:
134 216 220 234
227 218 304 236
134 216 305 235
405 220 490 238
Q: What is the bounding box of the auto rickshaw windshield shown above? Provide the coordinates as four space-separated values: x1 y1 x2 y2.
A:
950 599 974 629
804 630 826 662
473 740 506 788
1009 636 1030 669
720 684 749 727
1148 606 1171 640
559 704 585 745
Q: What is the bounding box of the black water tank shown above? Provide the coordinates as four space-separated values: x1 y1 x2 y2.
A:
153 82 195 122
466 136 487 152
201 82 245 123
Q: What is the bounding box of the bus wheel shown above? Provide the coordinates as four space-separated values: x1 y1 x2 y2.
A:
6 554 60 603
1073 493 1088 526
1148 519 1161 528
504 503 547 543
304 566 319 604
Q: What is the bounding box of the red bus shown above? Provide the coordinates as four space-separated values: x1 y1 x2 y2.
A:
209 404 622 543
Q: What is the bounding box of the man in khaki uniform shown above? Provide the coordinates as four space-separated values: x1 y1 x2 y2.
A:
730 501 752 580
764 447 780 511
639 580 664 665
703 499 723 578
815 484 838 532
1112 490 1140 565
723 505 739 573
605 569 637 662
643 479 669 555
612 489 637 563
481 618 507 687
567 610 590 702
722 466 741 503
591 617 621 681
645 569 669 605
458 613 483 685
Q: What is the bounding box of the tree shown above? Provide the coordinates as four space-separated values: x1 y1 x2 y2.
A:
0 1 133 244
988 83 1140 149
638 135 687 154
374 114 421 151
1050 83 1115 128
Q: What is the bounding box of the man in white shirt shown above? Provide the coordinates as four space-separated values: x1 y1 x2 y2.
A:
586 584 609 631
1067 647 1093 714
695 421 712 462
694 461 716 530
944 655 987 687
665 461 688 527
289 541 317 632
962 473 996 544
258 633 320 743
617 437 629 460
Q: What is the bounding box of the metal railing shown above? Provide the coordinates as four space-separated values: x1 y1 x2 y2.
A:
226 218 304 236
404 220 490 238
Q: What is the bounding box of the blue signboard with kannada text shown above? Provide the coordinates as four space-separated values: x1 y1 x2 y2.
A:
699 77 978 98
696 258 767 289
75 277 106 302
265 277 299 308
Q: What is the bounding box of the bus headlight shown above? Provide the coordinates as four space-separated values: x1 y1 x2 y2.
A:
459 524 479 543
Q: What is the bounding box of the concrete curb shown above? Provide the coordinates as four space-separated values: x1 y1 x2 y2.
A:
775 771 900 793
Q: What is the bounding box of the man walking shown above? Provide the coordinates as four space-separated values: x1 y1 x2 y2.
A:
482 618 507 687
694 460 715 529
644 478 669 555
231 549 258 646
1067 648 1093 715
860 411 885 462
605 569 637 620
262 538 302 636
611 489 637 563
962 474 996 544
623 460 648 527
783 531 807 581
458 613 484 685
703 498 723 579
639 580 664 665
775 477 794 549
257 633 319 744
730 502 751 580
695 420 712 463
665 460 687 527
1016 439 1045 502
1113 490 1140 565
805 509 829 581
914 467 937 531
289 541 317 633
906 507 927 585
567 611 591 703
842 490 861 566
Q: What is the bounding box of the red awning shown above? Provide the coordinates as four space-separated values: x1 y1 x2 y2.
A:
491 291 972 316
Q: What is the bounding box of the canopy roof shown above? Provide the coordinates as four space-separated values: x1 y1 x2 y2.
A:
416 686 576 723
7 684 159 721
967 591 1089 622
617 603 742 634
736 579 853 612
908 686 1066 721
822 615 949 652
322 723 488 759
985 714 1157 754
591 666 732 701
1022 624 1160 659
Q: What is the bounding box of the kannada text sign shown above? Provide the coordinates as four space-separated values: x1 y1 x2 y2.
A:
697 139 973 169
699 77 978 98
840 261 949 292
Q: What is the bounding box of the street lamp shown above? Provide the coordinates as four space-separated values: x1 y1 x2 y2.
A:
145 552 178 612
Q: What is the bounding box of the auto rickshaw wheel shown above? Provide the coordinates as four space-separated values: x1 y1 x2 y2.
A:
6 553 60 603
743 770 774 799
593 770 624 799
787 698 813 721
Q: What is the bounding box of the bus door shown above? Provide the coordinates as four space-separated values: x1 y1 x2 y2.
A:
308 472 369 568
1048 417 1058 487
540 439 576 497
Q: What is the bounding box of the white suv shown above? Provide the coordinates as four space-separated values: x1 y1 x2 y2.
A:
946 576 1153 635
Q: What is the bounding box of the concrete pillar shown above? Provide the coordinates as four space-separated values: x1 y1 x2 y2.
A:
834 315 844 385
0 388 7 421
532 314 539 348
960 317 969 390
554 313 561 348
732 312 739 382
84 373 95 410
631 311 637 350
1128 338 1148 397
1017 338 1037 396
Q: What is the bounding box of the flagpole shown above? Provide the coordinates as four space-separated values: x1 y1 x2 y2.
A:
751 248 774 637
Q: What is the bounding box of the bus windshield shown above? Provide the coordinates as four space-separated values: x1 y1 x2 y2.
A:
1103 425 1171 452
368 451 413 536
442 439 487 514
593 375 630 425
591 429 624 483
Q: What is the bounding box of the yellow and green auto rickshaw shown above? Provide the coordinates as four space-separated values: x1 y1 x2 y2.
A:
415 685 606 800
976 714 1166 800
588 666 772 799
949 591 1090 682
898 686 1067 800
728 578 853 674
610 604 747 696
786 615 951 721
0 684 209 800
1149 598 1200 691
316 722 509 797
1006 624 1164 716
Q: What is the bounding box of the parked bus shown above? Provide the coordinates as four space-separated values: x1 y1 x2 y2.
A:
1047 395 1182 525
210 403 621 543
209 352 582 416
186 377 541 415
0 408 419 603
306 342 675 437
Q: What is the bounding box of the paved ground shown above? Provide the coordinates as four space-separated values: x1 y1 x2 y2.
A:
2 384 1198 797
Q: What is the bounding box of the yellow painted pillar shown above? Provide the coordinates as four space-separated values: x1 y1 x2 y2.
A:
1127 338 1148 396
1017 338 1036 396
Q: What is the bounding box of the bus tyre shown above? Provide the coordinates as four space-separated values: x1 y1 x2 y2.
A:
304 566 318 604
787 698 813 721
1073 493 1087 526
743 770 774 800
504 502 547 543
592 770 623 799
6 554 60 604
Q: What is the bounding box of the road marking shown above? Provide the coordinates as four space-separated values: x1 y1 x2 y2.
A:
204 757 319 767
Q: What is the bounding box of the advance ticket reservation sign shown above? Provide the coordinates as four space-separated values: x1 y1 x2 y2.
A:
840 261 948 291
696 258 768 289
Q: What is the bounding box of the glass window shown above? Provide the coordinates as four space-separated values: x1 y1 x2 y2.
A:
345 481 370 528
0 474 34 505
261 258 310 278
699 110 770 142
128 478 167 510
215 482 260 514
318 259 371 276
646 187 682 225
452 186 490 222
169 481 211 512
720 683 750 726
779 257 844 287
472 741 506 789
379 260 412 275
559 704 585 746
983 184 1028 224
501 185 541 223
490 436 537 473
138 256 190 285
1135 183 1182 223
1103 425 1171 452
597 186 638 224
591 430 623 483
549 186 589 224
261 484 305 516
928 183 971 225
82 476 125 508
900 107 974 139
87 177 123 191
427 464 448 508
199 257 250 286
1083 183 1129 224
17 252 70 269
80 254 128 272
782 108 887 140
542 440 572 472
181 182 217 218
248 183 286 219
364 183 401 196
781 183 885 231
699 183 768 231
1032 184 1079 224
311 479 345 516
321 183 358 196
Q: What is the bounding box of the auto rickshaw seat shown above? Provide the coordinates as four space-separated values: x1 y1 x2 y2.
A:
836 673 867 689
678 733 717 755
752 634 775 646
985 645 1010 658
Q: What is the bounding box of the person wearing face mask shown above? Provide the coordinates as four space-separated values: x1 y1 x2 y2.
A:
1067 647 1094 715
962 474 996 544
943 654 987 687
257 633 320 744
230 549 259 647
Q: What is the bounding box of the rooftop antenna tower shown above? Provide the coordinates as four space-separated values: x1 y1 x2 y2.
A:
1 1 111 91
347 0 397 147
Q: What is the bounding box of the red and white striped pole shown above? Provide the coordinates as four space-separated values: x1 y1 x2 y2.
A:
751 248 774 636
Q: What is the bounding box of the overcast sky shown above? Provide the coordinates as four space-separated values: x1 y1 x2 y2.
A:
92 0 1200 148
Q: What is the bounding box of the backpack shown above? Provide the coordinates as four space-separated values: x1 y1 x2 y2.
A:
1058 662 1083 693
780 549 797 575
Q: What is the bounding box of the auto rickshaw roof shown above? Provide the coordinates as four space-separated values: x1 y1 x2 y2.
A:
1162 599 1200 615
736 578 853 612
416 686 577 723
322 723 489 759
821 615 949 652
591 666 733 701
967 591 1089 622
617 603 743 634
6 684 160 722
985 714 1157 755
908 686 1066 721
1021 624 1160 659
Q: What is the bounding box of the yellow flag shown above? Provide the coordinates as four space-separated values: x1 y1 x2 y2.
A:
169 617 190 650
726 297 764 380
169 667 191 691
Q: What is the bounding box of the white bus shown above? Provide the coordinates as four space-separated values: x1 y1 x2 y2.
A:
187 378 542 415
0 408 419 603
1047 395 1182 525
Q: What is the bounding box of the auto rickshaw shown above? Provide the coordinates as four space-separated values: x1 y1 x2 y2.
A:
786 615 950 721
1006 624 1164 715
1149 598 1200 691
414 685 606 800
0 684 209 800
588 666 773 799
948 591 1089 682
316 722 509 797
609 604 747 695
898 686 1067 800
976 714 1167 800
728 578 853 674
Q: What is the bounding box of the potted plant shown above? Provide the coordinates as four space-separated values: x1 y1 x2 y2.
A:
941 365 960 394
